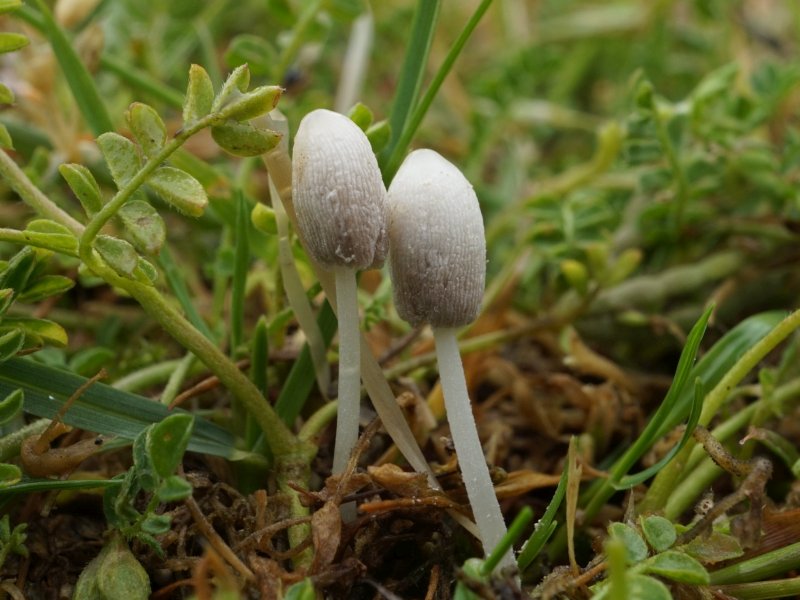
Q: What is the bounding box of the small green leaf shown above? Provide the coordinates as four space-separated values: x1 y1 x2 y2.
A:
0 317 67 347
218 85 282 122
157 475 192 502
251 203 277 235
0 388 22 424
140 513 171 535
134 257 159 285
0 123 12 150
59 163 103 215
183 64 214 124
132 427 158 492
561 259 589 295
95 536 151 600
211 121 281 157
212 64 251 112
19 275 75 303
126 103 166 158
147 413 194 478
97 133 141 187
0 32 28 54
118 200 166 255
640 515 677 552
0 329 24 362
627 574 671 600
284 578 316 600
608 522 649 563
680 529 744 564
68 347 114 377
0 463 21 487
95 235 138 277
147 167 207 217
642 550 709 584
0 0 22 15
224 34 276 77
366 120 391 153
0 247 36 294
348 102 374 131
0 83 13 104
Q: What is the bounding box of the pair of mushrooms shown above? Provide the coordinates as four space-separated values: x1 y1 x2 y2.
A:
292 109 510 566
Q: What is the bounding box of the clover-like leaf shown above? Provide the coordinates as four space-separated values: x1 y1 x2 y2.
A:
157 475 192 503
0 329 24 362
218 85 282 122
97 132 141 187
366 120 391 153
212 64 250 113
251 203 277 235
0 463 21 487
211 121 281 157
0 32 28 54
608 522 649 563
59 163 103 215
284 579 316 600
348 102 373 131
0 388 23 424
679 529 744 565
183 64 214 125
0 247 36 294
24 220 78 255
642 550 709 584
95 235 138 277
147 413 194 478
19 275 74 303
1 316 67 347
126 103 166 158
147 167 207 217
141 514 171 535
134 257 159 285
118 200 166 255
640 515 677 552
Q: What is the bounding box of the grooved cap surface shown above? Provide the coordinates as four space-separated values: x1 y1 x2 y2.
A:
292 109 387 270
387 149 486 328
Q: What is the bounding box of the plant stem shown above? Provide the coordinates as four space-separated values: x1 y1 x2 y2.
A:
0 151 84 235
709 541 800 585
433 327 512 569
716 577 800 600
332 266 360 477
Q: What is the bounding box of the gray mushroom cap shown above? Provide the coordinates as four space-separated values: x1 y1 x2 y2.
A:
292 109 387 270
387 149 486 328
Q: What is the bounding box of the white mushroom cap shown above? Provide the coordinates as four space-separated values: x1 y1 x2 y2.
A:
292 109 387 270
387 149 486 328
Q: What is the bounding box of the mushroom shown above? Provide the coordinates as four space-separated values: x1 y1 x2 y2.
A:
292 109 387 477
387 149 513 569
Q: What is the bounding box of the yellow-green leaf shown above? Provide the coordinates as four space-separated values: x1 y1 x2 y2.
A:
0 33 28 54
211 121 281 157
126 103 166 158
95 235 138 277
147 167 207 217
97 132 141 187
182 64 214 124
59 163 103 215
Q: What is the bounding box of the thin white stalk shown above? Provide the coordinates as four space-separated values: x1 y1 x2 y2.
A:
433 327 514 570
334 11 374 113
332 266 361 476
271 175 331 398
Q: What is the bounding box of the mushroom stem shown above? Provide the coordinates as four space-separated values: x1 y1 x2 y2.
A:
332 265 361 477
433 327 514 570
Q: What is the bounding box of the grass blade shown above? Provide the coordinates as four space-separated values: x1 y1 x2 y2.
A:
27 0 114 136
230 190 249 356
0 358 235 458
158 246 216 342
378 0 441 172
518 457 569 571
274 300 337 425
382 0 494 182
